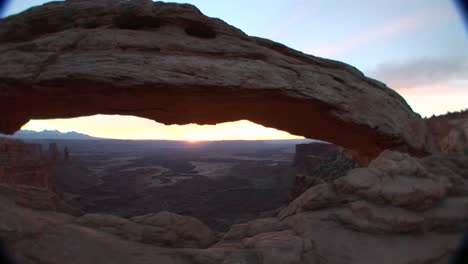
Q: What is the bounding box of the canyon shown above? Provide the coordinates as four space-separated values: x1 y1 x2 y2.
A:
0 1 467 263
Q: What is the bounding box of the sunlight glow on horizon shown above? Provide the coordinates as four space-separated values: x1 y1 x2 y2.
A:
21 115 304 141
397 85 468 117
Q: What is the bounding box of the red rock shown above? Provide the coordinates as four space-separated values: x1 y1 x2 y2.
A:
290 142 357 199
0 0 434 163
0 138 58 209
426 110 468 154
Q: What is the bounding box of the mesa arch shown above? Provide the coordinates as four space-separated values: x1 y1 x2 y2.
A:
0 0 433 164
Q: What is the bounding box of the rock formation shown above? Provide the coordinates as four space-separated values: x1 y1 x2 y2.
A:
0 138 80 214
64 146 69 162
290 142 358 199
0 1 466 263
0 0 434 163
0 138 59 209
76 211 216 248
427 110 468 154
47 142 60 162
1 151 467 264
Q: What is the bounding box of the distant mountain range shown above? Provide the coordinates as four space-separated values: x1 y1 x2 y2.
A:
1 130 321 143
7 130 97 140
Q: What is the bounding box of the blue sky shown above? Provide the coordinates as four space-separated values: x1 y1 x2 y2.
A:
3 1 466 75
1 0 467 139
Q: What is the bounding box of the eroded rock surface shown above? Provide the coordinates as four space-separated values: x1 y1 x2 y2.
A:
2 151 467 264
0 1 465 263
0 138 82 216
0 0 433 162
335 150 466 210
290 142 358 199
427 110 468 154
131 211 217 248
76 211 216 248
0 138 58 210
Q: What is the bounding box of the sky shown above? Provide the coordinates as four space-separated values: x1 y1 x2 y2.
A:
2 0 467 140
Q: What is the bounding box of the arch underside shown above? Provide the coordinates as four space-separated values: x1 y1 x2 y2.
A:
1 81 419 164
0 0 433 164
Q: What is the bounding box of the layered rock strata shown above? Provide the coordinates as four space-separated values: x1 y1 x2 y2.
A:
0 0 434 163
2 151 467 264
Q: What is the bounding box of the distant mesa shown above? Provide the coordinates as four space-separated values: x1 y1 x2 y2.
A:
4 130 97 140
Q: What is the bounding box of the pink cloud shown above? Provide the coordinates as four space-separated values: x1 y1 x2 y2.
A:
397 84 468 117
308 8 454 58
370 57 468 89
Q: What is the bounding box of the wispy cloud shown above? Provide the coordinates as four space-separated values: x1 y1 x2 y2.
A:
369 56 468 89
368 55 468 117
308 7 454 58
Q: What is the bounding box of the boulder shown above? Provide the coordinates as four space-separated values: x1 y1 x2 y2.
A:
279 183 340 219
76 212 216 248
131 211 216 248
284 211 459 264
0 138 62 210
289 142 358 199
334 198 468 233
426 111 468 154
222 217 288 241
335 151 453 210
242 230 310 264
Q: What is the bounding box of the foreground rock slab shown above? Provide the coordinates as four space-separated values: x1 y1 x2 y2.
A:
1 151 468 263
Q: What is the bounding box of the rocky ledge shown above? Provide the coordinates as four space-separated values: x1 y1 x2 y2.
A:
1 150 467 264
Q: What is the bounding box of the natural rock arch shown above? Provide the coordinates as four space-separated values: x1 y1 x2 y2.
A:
0 0 433 164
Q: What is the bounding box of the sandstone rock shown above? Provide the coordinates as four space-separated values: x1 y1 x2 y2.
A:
0 0 433 162
335 151 452 210
441 129 468 153
242 230 308 264
190 246 258 264
0 194 73 242
335 198 468 234
220 251 259 264
423 197 468 231
12 224 195 264
0 138 48 187
0 138 62 210
426 111 468 154
47 142 60 162
222 217 288 241
76 212 216 248
290 142 358 199
77 213 131 227
279 183 340 219
285 211 458 264
76 213 146 242
2 151 468 263
1 1 467 263
335 201 426 233
420 154 468 194
131 211 216 248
